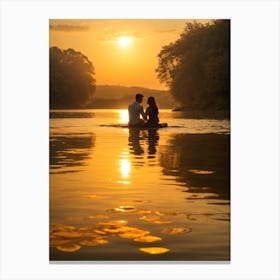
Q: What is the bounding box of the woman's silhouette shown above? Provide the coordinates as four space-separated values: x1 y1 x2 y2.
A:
145 96 160 127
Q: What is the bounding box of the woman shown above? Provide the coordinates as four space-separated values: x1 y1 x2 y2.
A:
145 96 160 127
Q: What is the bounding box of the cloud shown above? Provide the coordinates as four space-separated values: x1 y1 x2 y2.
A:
155 28 178 34
105 29 182 41
49 24 90 32
101 31 147 42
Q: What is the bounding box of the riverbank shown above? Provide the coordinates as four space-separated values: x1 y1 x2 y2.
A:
172 107 230 120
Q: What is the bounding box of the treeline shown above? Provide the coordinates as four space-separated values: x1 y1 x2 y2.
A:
49 47 175 109
156 20 230 114
50 47 96 109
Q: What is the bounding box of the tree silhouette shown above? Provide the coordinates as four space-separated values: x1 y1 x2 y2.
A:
50 47 96 108
156 20 230 112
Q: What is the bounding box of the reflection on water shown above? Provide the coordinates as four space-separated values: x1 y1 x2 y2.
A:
120 159 131 178
49 110 230 261
119 109 129 124
50 222 173 255
128 128 144 156
160 133 230 200
118 159 131 185
128 128 159 158
147 129 159 156
50 133 95 174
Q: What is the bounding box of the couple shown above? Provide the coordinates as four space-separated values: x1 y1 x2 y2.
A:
128 93 160 128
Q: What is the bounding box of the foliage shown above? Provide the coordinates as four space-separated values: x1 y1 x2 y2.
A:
156 20 230 111
50 47 96 108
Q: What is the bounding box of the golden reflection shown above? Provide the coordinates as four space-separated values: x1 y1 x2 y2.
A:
119 158 131 181
50 238 73 247
118 109 129 124
161 227 191 235
139 247 170 254
117 180 131 185
56 244 81 252
80 239 108 246
134 235 162 243
188 169 215 175
118 148 131 184
120 159 130 178
109 205 137 213
120 150 129 158
50 221 172 255
140 213 172 224
99 220 128 227
118 227 150 239
53 231 82 239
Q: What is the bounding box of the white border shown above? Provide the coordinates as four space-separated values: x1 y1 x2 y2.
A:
1 0 279 279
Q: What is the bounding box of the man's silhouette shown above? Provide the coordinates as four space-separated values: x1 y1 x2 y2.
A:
128 93 146 127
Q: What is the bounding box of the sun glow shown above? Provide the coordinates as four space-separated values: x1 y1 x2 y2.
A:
118 36 131 48
120 159 131 179
119 110 129 123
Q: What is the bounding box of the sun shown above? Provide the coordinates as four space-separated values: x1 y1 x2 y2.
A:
118 36 131 48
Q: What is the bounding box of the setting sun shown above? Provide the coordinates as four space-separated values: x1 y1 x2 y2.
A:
49 19 190 89
118 36 131 48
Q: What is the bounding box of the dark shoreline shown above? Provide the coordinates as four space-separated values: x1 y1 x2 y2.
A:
172 108 230 120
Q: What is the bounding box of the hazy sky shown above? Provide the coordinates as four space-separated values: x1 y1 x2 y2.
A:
49 19 210 90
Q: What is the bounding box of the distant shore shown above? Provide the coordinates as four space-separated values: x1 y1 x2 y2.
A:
172 107 230 120
50 106 230 120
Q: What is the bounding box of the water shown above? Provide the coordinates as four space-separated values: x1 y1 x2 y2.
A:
49 109 230 261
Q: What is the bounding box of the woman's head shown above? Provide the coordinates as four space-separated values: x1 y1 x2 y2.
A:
147 96 156 107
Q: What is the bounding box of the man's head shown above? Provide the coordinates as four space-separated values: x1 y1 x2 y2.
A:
135 93 144 103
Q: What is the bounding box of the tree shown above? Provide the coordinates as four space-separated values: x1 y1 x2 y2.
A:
156 20 230 111
50 47 96 108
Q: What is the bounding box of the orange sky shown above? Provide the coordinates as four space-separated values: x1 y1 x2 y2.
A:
49 19 210 90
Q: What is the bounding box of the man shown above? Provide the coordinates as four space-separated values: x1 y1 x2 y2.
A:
128 93 147 126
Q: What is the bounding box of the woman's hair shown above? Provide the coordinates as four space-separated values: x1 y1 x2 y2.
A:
147 96 158 113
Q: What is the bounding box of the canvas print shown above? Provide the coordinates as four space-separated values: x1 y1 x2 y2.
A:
49 19 230 261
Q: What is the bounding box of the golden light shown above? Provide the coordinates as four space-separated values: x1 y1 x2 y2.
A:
118 36 131 48
119 110 129 124
120 159 131 178
139 247 170 254
118 149 131 185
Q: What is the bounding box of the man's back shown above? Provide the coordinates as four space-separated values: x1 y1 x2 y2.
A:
128 102 144 125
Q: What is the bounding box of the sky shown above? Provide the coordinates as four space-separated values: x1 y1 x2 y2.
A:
49 19 210 90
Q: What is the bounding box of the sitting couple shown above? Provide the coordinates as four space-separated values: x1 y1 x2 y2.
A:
128 93 160 127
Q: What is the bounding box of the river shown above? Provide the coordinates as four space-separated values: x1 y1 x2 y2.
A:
49 109 230 261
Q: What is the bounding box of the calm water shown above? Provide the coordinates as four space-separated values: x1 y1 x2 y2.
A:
49 109 230 261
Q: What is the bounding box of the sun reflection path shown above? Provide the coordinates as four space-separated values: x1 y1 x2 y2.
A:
120 159 131 178
118 109 129 124
118 148 131 185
